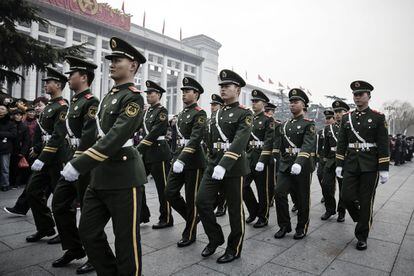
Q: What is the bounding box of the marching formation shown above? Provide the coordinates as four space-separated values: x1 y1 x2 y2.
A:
2 37 391 276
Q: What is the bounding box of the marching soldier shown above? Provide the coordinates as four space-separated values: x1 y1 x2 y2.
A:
274 88 315 240
61 37 147 275
209 94 227 217
264 102 276 117
336 81 389 250
137 80 173 229
26 67 69 243
320 101 349 222
165 77 207 247
270 103 282 207
196 69 253 263
243 89 275 228
317 111 335 204
51 56 98 274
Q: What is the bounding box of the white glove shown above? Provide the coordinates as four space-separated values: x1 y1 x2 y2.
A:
290 163 302 175
61 162 80 182
31 159 44 171
255 162 265 172
212 165 226 180
336 167 343 178
379 171 389 184
173 160 184 173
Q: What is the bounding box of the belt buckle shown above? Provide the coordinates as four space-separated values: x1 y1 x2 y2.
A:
354 142 359 149
288 147 292 154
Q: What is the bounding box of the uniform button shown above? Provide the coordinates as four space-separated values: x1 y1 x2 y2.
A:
122 156 127 161
104 105 107 108
220 117 223 119
357 122 360 125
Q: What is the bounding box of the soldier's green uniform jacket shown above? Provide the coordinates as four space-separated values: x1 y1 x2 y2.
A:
67 89 99 158
174 102 207 169
247 112 275 167
323 122 340 170
336 108 389 172
137 103 172 163
208 102 253 176
278 115 316 172
272 120 282 160
71 83 147 189
316 129 325 167
38 96 69 164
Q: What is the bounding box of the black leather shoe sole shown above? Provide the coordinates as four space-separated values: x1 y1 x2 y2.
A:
52 251 86 267
47 235 61 244
26 230 56 242
245 216 256 224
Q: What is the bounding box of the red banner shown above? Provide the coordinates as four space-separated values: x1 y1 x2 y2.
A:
44 0 131 31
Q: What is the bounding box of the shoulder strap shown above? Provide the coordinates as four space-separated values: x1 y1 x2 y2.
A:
348 113 366 143
143 109 149 135
329 124 337 142
65 101 75 138
36 114 48 135
215 109 228 142
95 98 105 138
283 121 297 148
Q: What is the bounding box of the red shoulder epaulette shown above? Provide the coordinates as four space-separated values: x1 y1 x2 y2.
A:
304 118 314 122
84 93 93 99
128 86 142 93
264 113 272 118
239 104 248 109
372 109 383 115
195 106 203 111
58 99 67 106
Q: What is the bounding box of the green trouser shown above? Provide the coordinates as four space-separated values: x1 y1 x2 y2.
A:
144 161 173 223
165 168 203 240
26 163 62 233
79 186 143 276
243 164 273 222
275 164 312 232
341 170 379 241
196 166 245 256
52 172 90 251
322 164 346 214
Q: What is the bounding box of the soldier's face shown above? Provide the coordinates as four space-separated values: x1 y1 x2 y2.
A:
289 100 304 114
182 89 198 104
220 84 239 101
109 57 137 80
353 92 370 107
251 100 265 113
146 91 160 105
325 117 335 125
334 110 346 121
265 110 275 117
210 103 220 112
0 106 8 118
44 80 59 95
68 71 84 91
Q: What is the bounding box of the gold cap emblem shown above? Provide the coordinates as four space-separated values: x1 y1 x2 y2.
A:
184 77 189 84
335 101 340 106
355 82 360 88
292 89 297 95
146 81 150 86
222 71 227 78
110 38 117 49
253 90 257 96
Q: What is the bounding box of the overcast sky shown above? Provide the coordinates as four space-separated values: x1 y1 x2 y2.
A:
106 0 414 110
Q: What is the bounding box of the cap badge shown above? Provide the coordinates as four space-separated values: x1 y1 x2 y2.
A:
110 38 117 49
336 102 340 106
146 81 150 86
355 82 360 88
74 106 79 111
253 90 257 96
368 118 372 123
184 78 189 84
112 99 117 104
222 71 227 78
292 90 297 95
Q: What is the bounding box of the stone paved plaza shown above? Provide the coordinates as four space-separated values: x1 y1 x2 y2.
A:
0 163 413 276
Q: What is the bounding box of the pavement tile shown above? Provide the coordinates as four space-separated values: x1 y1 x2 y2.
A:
369 220 406 244
250 262 314 276
391 255 414 276
173 264 226 276
322 259 389 276
337 238 399 272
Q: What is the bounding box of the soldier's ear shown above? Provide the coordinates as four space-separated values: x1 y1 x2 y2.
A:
131 61 139 74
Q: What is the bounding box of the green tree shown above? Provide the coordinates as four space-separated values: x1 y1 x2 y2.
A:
0 0 84 84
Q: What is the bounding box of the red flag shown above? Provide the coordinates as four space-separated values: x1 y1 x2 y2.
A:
121 1 125 13
143 11 146 28
258 74 264 82
180 27 182 40
268 78 274 84
162 19 165 35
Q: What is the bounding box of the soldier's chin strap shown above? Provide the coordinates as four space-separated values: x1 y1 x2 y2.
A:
348 112 366 144
215 108 229 142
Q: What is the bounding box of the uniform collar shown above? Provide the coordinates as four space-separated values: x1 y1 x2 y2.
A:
291 114 304 122
110 82 135 93
254 111 264 118
72 88 91 102
355 106 370 115
149 103 161 111
223 101 239 110
184 102 197 111
48 96 63 104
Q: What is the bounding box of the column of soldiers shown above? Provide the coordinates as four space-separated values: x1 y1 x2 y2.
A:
14 34 391 275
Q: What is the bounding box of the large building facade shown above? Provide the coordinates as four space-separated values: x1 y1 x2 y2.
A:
8 0 221 114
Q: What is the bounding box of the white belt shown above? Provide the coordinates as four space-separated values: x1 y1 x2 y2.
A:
284 147 301 154
157 136 166 141
122 139 134 148
42 134 51 142
177 138 189 146
348 142 377 149
213 142 231 151
330 146 337 152
249 140 264 147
